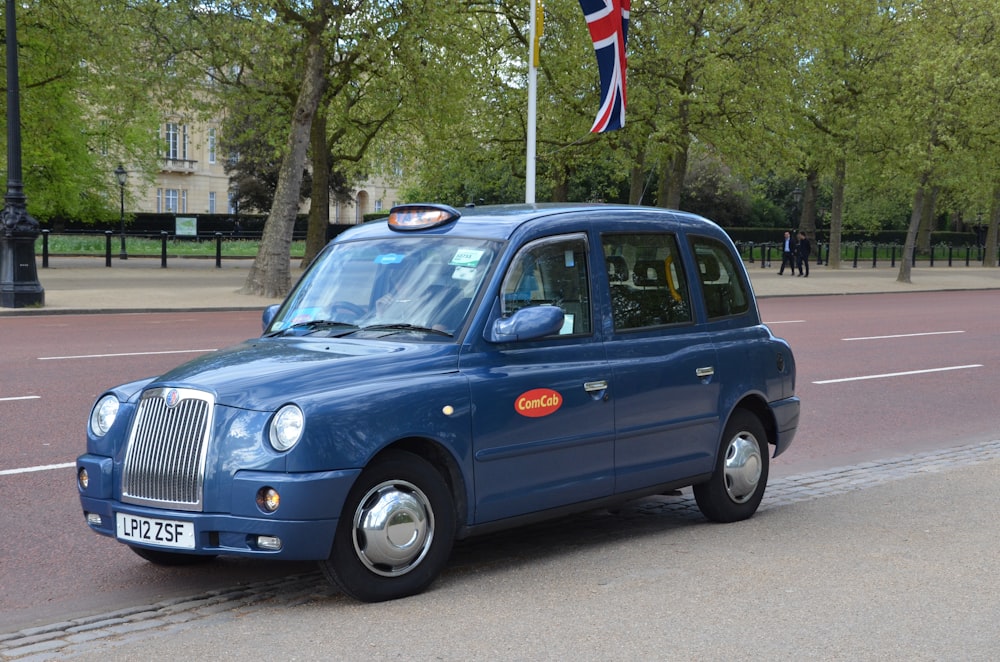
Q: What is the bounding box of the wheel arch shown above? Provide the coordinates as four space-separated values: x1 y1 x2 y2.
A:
727 394 776 453
372 437 469 531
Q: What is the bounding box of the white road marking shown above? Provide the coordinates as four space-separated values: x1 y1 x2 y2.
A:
813 364 983 385
0 462 75 476
0 395 40 402
843 330 965 341
38 349 216 361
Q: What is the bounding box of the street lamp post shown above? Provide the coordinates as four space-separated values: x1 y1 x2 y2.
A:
1 0 45 308
115 164 128 260
791 187 803 228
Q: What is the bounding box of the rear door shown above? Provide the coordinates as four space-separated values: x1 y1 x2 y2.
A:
600 231 721 493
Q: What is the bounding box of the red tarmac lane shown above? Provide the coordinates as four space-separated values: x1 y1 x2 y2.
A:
1 287 999 635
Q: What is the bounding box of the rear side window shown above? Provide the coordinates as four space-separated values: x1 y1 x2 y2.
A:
601 233 692 330
690 237 749 319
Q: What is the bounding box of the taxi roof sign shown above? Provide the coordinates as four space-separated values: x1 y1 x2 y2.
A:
387 204 461 231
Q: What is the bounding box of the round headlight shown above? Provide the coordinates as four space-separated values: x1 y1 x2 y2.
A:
269 404 304 451
89 395 120 437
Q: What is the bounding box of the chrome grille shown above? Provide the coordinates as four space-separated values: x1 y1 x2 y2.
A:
121 387 214 512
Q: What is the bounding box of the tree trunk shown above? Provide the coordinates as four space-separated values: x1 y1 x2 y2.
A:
916 186 938 252
628 150 646 205
657 146 688 210
242 34 328 298
986 184 1000 268
302 106 331 268
827 158 846 269
898 181 927 284
800 169 819 238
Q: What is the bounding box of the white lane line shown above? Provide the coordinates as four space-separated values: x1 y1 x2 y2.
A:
0 462 75 476
0 395 40 402
814 364 983 385
38 349 216 361
844 330 965 341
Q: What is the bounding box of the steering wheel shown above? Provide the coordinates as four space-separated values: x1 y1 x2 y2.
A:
329 300 366 322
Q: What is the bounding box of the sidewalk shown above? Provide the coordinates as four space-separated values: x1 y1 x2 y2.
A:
1 255 998 315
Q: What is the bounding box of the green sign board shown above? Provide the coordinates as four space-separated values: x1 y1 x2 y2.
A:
176 216 198 237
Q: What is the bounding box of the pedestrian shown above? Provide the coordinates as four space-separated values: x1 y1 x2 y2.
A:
778 231 795 275
796 231 811 277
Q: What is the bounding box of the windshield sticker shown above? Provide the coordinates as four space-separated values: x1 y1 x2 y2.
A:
451 266 477 281
450 248 485 268
515 388 563 418
374 253 405 265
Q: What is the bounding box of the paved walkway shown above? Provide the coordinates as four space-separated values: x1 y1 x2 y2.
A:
2 255 999 315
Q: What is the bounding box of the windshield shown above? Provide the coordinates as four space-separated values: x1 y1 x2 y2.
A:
266 235 500 339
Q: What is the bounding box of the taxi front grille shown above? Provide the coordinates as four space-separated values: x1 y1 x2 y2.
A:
121 388 214 512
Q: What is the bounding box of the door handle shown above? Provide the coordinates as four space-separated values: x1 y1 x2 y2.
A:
695 367 715 378
584 380 608 393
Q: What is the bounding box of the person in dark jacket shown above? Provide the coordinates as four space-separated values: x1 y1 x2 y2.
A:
796 231 811 277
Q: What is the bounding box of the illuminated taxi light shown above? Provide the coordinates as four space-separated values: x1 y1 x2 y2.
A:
387 204 460 231
85 512 102 527
257 535 282 551
78 467 89 490
256 487 281 513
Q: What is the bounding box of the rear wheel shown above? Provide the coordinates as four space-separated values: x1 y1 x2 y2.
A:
320 450 456 602
694 409 769 523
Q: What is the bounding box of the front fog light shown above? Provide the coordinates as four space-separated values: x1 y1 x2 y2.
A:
257 535 282 551
85 512 102 527
256 487 281 513
78 467 89 490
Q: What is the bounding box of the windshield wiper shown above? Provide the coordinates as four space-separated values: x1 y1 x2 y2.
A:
358 323 453 338
267 320 359 337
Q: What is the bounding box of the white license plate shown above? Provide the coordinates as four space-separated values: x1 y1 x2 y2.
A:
116 513 195 549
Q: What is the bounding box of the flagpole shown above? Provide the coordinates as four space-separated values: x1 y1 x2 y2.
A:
525 0 537 204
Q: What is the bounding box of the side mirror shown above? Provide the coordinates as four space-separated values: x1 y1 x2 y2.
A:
487 305 564 343
261 304 280 332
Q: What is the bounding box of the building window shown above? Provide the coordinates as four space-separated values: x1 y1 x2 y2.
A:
208 192 216 214
374 199 383 212
165 189 179 212
165 123 188 160
208 128 217 164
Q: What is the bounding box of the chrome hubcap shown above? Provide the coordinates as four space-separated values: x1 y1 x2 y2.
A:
352 480 434 577
723 432 762 504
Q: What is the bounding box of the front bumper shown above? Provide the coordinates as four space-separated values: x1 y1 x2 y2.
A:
769 395 800 457
77 454 360 561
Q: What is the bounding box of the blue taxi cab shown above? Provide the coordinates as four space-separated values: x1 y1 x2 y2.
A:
77 203 799 602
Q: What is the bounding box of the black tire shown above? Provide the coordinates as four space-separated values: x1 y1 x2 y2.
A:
693 409 769 523
129 546 217 566
320 450 456 602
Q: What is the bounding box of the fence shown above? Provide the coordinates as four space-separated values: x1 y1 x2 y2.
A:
737 241 998 269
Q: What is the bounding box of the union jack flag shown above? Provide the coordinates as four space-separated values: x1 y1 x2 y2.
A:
579 0 630 132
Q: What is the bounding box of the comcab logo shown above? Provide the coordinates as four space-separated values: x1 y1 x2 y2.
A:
514 388 563 418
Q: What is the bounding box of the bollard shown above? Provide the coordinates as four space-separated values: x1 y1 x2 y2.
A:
929 245 935 267
215 232 223 268
891 244 896 267
105 231 113 267
871 243 877 268
852 243 859 268
966 246 971 266
911 246 916 266
948 245 953 267
748 242 755 265
42 229 49 268
161 231 168 268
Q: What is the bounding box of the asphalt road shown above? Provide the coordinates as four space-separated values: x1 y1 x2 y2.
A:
1 290 999 657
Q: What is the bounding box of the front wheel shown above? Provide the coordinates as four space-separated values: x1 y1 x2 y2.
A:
320 450 456 602
694 410 769 523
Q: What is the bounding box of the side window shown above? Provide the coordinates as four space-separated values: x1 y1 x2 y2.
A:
601 233 692 330
502 234 591 335
690 237 750 319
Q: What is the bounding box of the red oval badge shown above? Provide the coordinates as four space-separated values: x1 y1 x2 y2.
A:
515 388 563 418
